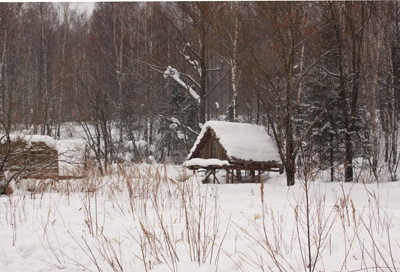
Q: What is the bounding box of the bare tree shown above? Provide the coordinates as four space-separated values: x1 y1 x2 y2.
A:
251 2 326 186
163 2 229 125
328 2 370 182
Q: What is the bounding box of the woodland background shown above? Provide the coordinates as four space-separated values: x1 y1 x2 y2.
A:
1 2 400 185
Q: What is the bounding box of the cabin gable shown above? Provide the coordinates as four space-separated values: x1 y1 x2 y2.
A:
190 128 228 161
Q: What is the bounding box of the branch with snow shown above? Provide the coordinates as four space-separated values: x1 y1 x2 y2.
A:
169 117 198 136
183 53 202 77
163 66 200 104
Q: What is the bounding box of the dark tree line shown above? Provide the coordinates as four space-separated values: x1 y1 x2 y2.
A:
1 2 400 185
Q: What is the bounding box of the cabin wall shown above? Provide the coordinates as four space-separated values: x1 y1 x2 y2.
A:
198 130 228 160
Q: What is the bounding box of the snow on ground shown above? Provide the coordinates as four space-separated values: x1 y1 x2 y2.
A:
1 164 400 272
56 139 87 176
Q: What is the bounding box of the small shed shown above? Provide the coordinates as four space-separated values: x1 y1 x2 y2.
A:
184 121 283 183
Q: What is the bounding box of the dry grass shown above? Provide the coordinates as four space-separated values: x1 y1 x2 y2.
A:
1 163 399 271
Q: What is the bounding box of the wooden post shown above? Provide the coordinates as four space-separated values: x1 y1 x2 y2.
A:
236 170 242 182
226 168 230 184
213 169 216 184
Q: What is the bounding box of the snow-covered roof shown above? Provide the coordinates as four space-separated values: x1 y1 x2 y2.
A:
188 121 281 163
1 134 56 147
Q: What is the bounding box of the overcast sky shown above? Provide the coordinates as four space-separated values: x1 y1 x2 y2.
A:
74 2 95 16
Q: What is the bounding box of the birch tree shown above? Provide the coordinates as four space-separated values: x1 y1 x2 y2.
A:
362 2 391 181
217 2 248 122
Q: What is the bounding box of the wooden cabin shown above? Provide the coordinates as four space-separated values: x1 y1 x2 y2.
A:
184 121 283 183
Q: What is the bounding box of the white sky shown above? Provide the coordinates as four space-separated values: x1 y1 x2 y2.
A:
73 2 96 16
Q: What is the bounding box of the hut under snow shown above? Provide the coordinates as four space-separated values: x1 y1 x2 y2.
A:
184 121 283 183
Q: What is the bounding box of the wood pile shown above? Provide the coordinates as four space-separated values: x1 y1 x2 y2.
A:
0 139 59 180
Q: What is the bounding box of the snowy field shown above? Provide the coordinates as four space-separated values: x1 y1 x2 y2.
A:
1 164 400 272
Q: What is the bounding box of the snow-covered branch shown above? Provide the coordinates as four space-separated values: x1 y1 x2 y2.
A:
163 66 200 103
177 44 202 77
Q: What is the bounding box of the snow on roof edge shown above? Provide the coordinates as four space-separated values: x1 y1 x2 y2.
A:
184 158 230 168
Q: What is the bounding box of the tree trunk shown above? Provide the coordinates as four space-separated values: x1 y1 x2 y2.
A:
231 10 239 122
58 3 69 139
330 2 354 182
286 161 296 186
285 67 296 186
389 46 398 180
0 24 8 126
364 5 382 181
199 41 206 125
199 5 207 125
0 13 8 121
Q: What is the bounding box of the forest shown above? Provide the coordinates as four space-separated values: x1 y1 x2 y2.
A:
1 1 400 186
